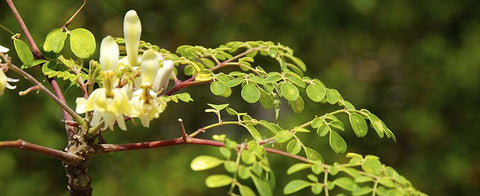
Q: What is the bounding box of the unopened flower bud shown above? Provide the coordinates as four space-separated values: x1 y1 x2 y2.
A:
99 36 119 72
141 50 159 85
152 60 174 92
124 10 142 67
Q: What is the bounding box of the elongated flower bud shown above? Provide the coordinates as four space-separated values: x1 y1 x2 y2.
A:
124 10 142 67
141 50 159 85
99 36 119 72
152 60 174 92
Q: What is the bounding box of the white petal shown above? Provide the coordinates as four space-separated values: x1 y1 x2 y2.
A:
6 78 19 82
5 83 16 90
152 60 174 92
124 10 142 67
0 45 9 53
99 36 119 72
141 50 159 85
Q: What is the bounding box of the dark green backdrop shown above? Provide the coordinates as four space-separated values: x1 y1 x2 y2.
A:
1 0 479 195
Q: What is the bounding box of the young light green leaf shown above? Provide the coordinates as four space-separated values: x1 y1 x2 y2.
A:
349 113 368 137
326 89 340 104
362 159 383 175
246 125 263 141
275 130 293 143
69 28 96 58
224 161 237 173
238 165 251 179
330 120 345 131
287 163 311 175
352 186 372 195
286 140 302 155
280 82 299 101
43 28 68 53
210 81 227 96
13 39 33 66
195 69 214 81
252 175 273 196
219 147 231 159
283 180 311 195
316 124 330 137
207 103 229 111
333 177 355 191
305 148 323 162
242 84 261 103
205 174 233 188
289 96 305 114
191 156 223 171
367 113 385 138
284 54 307 72
311 183 323 195
200 58 215 68
239 184 256 196
306 83 326 102
329 131 347 154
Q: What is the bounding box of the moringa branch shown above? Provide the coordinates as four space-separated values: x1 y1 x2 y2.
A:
92 137 311 163
0 139 84 165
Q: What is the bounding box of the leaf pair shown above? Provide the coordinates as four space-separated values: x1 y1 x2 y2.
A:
43 28 96 59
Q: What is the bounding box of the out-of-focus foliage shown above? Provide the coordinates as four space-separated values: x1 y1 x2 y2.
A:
0 0 479 195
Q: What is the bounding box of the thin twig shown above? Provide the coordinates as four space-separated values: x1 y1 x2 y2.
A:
93 137 311 163
62 0 88 31
0 139 84 165
178 118 187 142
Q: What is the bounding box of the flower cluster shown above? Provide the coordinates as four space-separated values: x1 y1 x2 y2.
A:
0 45 19 96
75 10 174 130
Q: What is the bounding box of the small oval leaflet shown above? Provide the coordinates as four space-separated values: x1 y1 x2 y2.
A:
190 155 223 171
205 174 233 188
13 39 34 66
241 84 261 103
349 113 368 137
283 180 311 195
210 81 227 96
280 82 299 101
70 28 96 58
329 131 347 154
43 28 68 53
306 83 326 102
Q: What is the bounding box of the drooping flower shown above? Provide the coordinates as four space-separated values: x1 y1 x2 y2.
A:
124 10 142 67
129 49 167 127
75 36 132 131
152 60 174 93
0 69 19 96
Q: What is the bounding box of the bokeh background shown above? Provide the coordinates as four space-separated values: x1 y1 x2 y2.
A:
1 0 479 195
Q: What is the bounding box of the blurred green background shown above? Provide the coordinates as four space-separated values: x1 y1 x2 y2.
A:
1 0 479 195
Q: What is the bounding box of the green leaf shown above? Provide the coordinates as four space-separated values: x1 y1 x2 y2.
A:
330 120 345 131
378 178 396 188
210 81 227 96
69 28 96 58
200 58 215 68
238 165 251 179
329 131 347 154
205 174 233 188
219 147 231 159
207 103 229 111
224 161 237 173
259 88 274 109
21 59 48 69
265 72 282 83
13 39 33 66
285 72 306 88
349 113 368 137
305 148 323 162
227 77 244 87
196 69 214 81
175 93 194 102
361 159 382 175
311 183 323 195
311 162 323 175
316 124 330 137
275 131 293 143
367 113 385 138
287 163 311 175
385 128 397 142
307 174 318 182
241 150 256 165
191 156 223 171
286 140 302 155
283 180 311 195
252 175 273 196
43 28 67 53
334 177 355 191
354 176 373 183
239 184 257 196
280 82 299 101
246 125 263 141
326 89 340 104
306 83 326 102
242 84 261 103
289 96 305 114
352 186 372 195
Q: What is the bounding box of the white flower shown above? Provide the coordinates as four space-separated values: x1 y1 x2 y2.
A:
99 36 119 72
0 69 19 96
140 50 159 85
152 60 174 93
76 88 131 130
124 10 142 67
129 88 166 127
